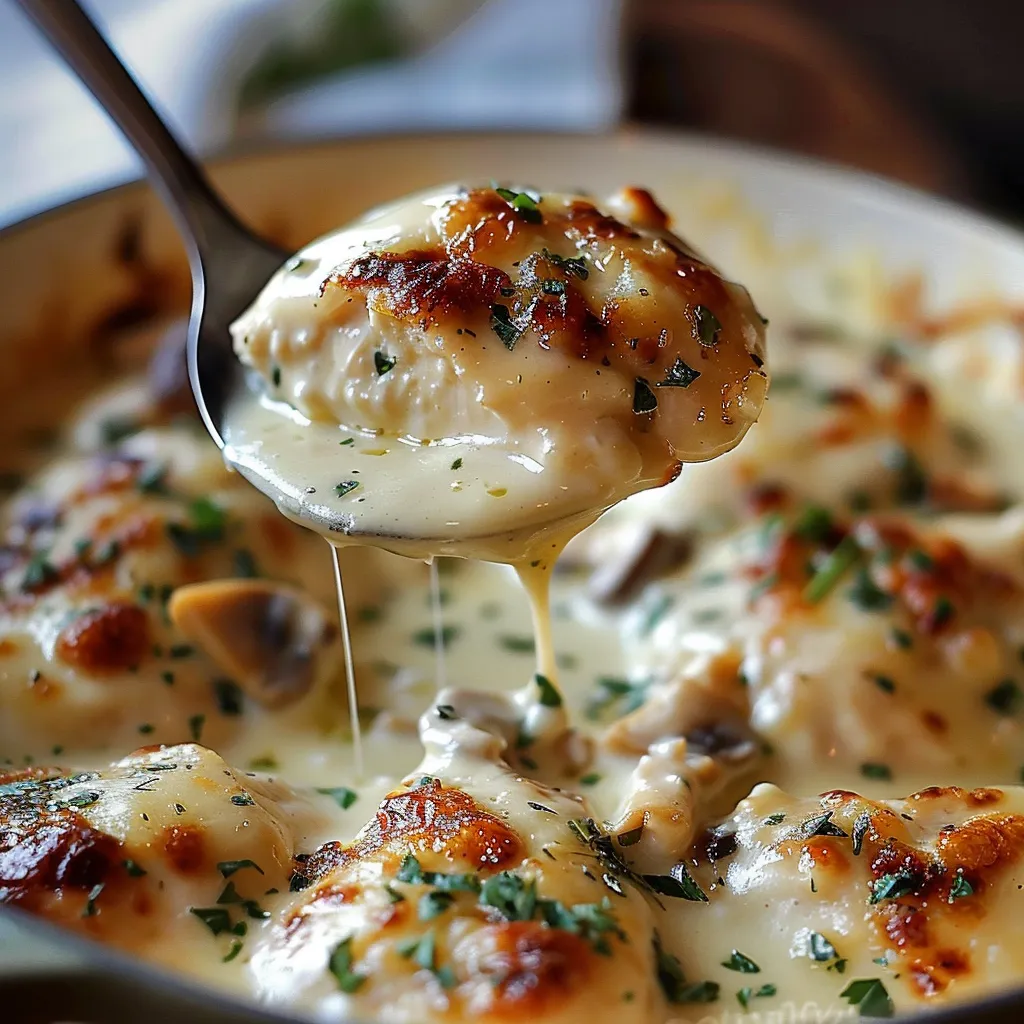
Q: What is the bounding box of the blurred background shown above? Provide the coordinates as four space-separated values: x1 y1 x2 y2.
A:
2 0 1024 227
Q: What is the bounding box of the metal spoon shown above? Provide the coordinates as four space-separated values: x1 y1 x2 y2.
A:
14 0 286 451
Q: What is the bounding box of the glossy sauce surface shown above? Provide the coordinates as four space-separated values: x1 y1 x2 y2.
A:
2 182 1024 1022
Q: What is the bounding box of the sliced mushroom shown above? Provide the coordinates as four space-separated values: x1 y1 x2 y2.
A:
168 579 339 708
588 526 693 606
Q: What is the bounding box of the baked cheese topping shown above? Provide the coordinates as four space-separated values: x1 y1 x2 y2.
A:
225 184 767 555
3 185 1024 1023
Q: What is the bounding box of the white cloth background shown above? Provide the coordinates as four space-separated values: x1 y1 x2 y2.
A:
0 0 624 227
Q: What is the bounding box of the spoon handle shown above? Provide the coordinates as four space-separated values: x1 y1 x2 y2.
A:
14 0 247 271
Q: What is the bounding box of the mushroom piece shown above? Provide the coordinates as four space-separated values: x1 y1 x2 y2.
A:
168 579 340 708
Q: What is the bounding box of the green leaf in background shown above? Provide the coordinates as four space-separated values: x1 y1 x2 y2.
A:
239 0 406 110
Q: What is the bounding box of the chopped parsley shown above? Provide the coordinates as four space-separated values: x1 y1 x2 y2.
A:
166 497 227 556
721 950 760 973
233 548 259 578
489 303 523 349
21 551 58 591
188 714 205 741
222 939 244 963
852 811 872 856
214 679 244 716
793 505 834 543
412 624 460 648
654 931 719 1003
585 676 650 720
807 932 839 962
334 480 359 498
948 872 973 902
803 535 860 604
580 772 601 786
396 929 455 988
693 305 721 346
136 461 169 495
889 627 912 649
541 278 566 295
498 634 535 653
82 882 104 918
450 457 463 471
123 859 147 877
986 678 1021 715
373 351 396 375
190 906 233 935
418 890 455 921
802 810 848 838
568 817 708 903
840 978 894 1017
736 984 776 1009
869 870 919 904
535 673 562 708
217 859 265 878
847 567 893 612
632 377 658 415
327 936 366 993
230 793 255 807
494 187 542 223
872 673 896 694
860 763 892 781
541 248 588 279
316 786 358 810
657 357 701 389
885 446 928 506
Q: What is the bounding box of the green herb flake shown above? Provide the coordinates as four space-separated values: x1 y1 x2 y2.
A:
489 303 523 350
802 810 848 838
869 870 919 904
374 351 397 375
418 890 456 921
872 673 897 694
948 872 974 902
218 859 265 878
82 882 104 918
540 278 566 295
852 811 872 856
327 936 366 993
188 713 205 741
335 480 359 498
214 679 244 716
860 762 892 781
123 859 147 878
222 939 244 963
793 505 834 543
840 978 894 1017
985 678 1021 715
541 248 588 279
889 626 913 649
654 931 719 1004
736 984 777 1009
412 624 459 648
230 793 255 807
847 567 894 612
535 673 562 708
136 462 169 495
657 357 701 389
233 549 259 578
721 950 760 973
495 187 542 223
316 786 358 810
632 377 658 415
579 772 601 786
498 634 534 653
803 535 860 604
693 305 722 346
450 457 463 471
21 552 58 591
808 932 838 962
339 438 355 446
190 906 233 935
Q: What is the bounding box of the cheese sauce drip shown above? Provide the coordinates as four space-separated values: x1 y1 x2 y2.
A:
223 181 768 723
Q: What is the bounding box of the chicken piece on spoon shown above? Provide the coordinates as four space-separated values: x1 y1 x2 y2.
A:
225 183 769 561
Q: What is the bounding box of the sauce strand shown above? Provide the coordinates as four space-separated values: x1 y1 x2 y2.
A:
429 559 447 694
329 542 363 780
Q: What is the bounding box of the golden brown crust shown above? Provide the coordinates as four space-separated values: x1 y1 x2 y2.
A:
55 602 150 673
301 778 523 884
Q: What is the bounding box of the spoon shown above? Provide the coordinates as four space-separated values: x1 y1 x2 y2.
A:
14 0 286 454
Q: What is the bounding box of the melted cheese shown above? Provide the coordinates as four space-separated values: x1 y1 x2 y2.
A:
224 183 767 558
2 184 1024 1024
